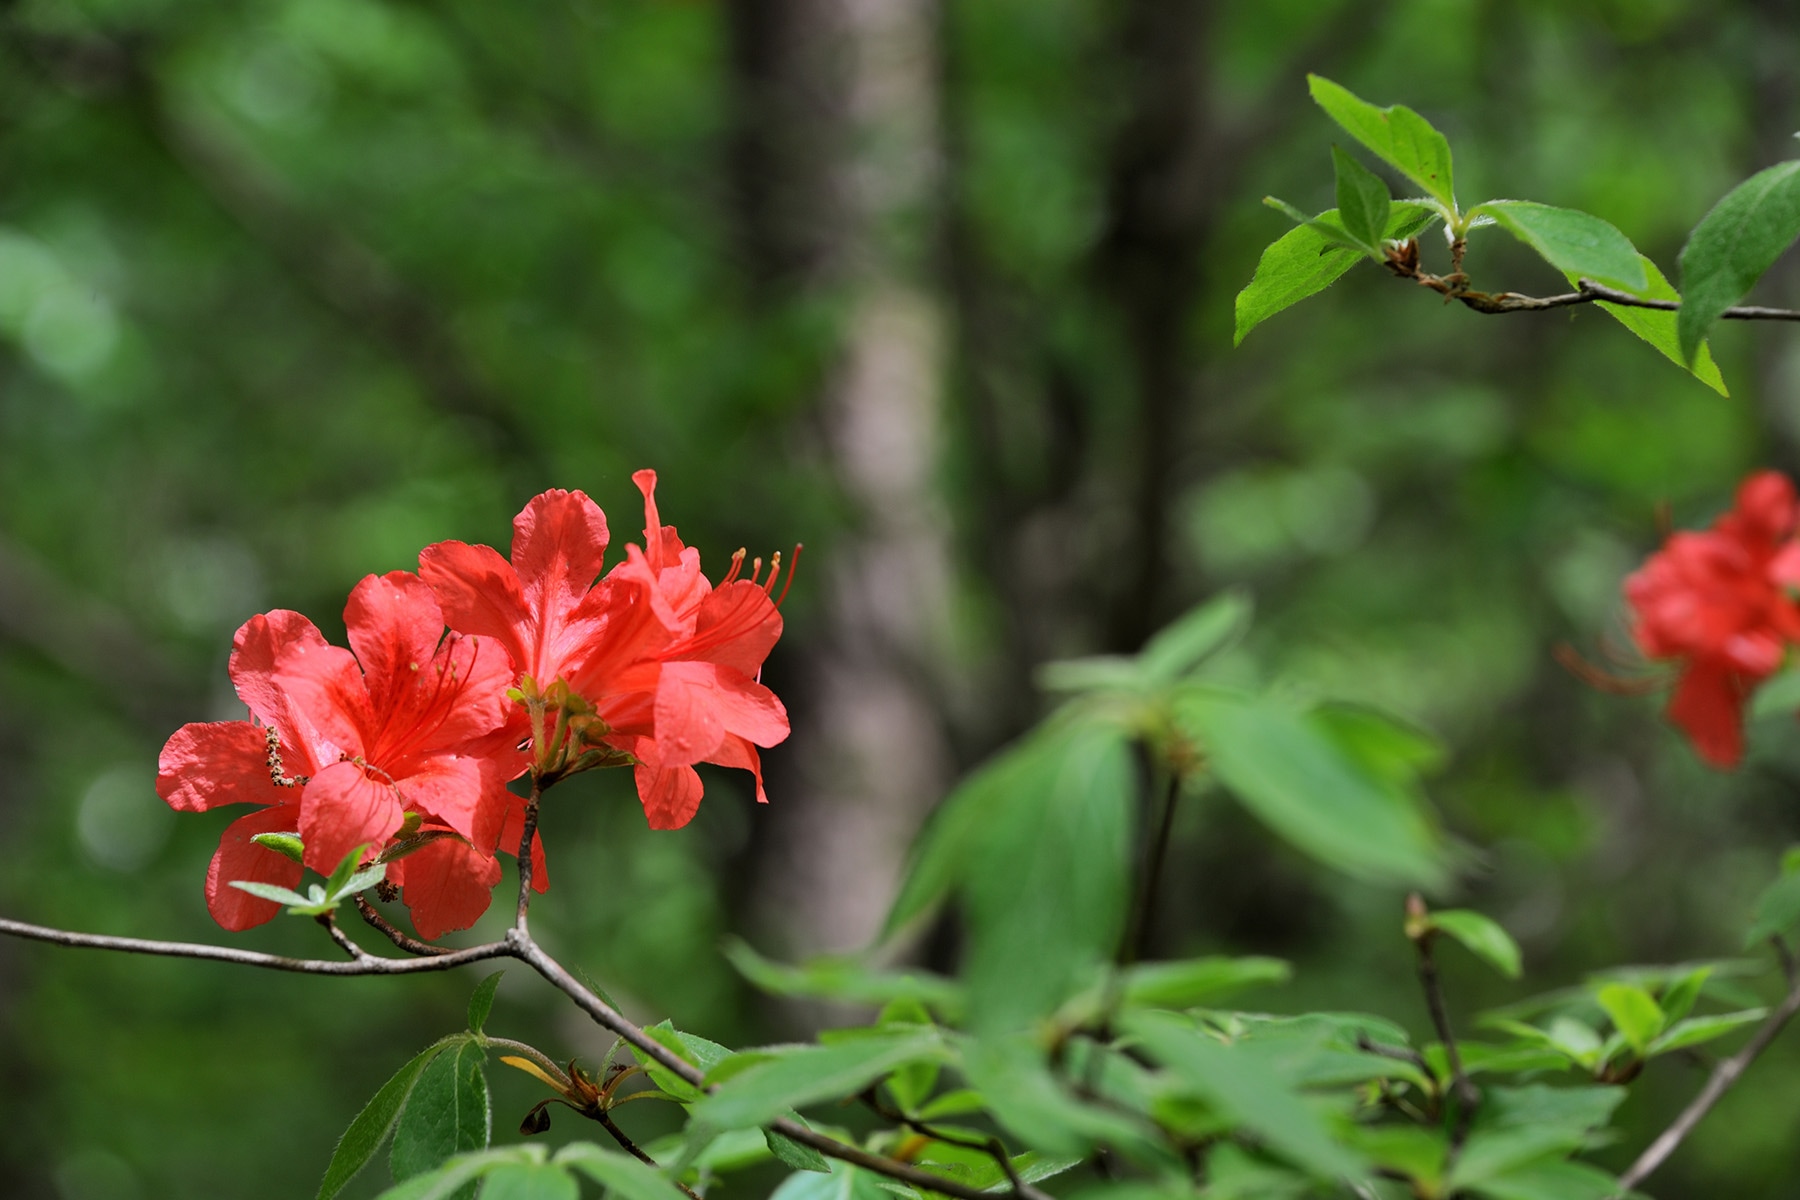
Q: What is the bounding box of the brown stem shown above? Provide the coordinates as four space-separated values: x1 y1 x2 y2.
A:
1407 897 1478 1144
354 896 450 957
592 1110 702 1200
316 912 375 963
1616 971 1800 1192
515 776 542 932
1122 771 1181 965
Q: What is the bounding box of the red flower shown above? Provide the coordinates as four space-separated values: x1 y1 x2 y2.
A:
157 612 331 931
421 472 790 830
159 573 529 938
1626 471 1800 766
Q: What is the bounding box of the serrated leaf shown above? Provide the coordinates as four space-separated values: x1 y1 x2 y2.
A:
1123 1011 1366 1180
1173 689 1446 887
1577 256 1728 395
765 1126 832 1174
1432 910 1523 980
553 1143 694 1200
691 1031 942 1130
1678 159 1800 362
1307 75 1456 210
1263 196 1373 251
1746 855 1800 948
317 1038 459 1200
1595 983 1665 1055
1235 203 1437 344
1646 1009 1767 1055
466 972 503 1034
1333 146 1392 251
1119 956 1291 1009
228 881 316 908
1137 591 1253 684
1472 201 1648 292
251 831 306 865
391 1040 490 1185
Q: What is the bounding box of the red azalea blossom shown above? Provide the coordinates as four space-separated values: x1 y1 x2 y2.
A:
421 471 790 829
1625 470 1800 766
159 573 530 938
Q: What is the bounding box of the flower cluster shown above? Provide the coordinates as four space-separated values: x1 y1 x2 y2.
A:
1625 470 1800 767
158 473 790 938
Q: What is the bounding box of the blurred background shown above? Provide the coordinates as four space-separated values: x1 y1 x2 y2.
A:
2 0 1800 1195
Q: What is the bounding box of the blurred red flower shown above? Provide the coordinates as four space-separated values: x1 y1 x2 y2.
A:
1626 470 1800 766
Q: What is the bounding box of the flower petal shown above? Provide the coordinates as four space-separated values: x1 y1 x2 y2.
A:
388 837 502 940
709 733 769 805
419 538 534 672
230 611 336 758
679 581 783 676
344 572 453 715
635 762 704 830
205 806 306 932
158 721 290 813
394 755 486 842
1669 659 1750 768
272 623 371 757
513 489 610 620
299 760 404 874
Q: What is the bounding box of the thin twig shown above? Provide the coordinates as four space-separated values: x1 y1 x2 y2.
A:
484 1037 571 1089
0 917 510 975
862 1086 1031 1195
1407 896 1479 1144
1356 1033 1438 1086
316 912 375 963
515 778 542 933
1122 771 1181 966
355 896 450 957
593 1110 702 1200
1773 935 1796 990
1616 972 1800 1193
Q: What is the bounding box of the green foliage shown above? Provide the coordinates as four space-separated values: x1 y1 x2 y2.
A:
466 972 503 1036
390 1040 491 1189
1307 75 1457 214
692 1031 943 1129
229 843 387 916
250 831 307 866
1174 689 1447 887
1582 256 1729 396
1594 983 1664 1055
1678 159 1800 362
721 937 962 1017
1469 202 1648 293
1431 910 1524 980
1332 146 1394 254
1233 203 1437 344
1744 847 1800 948
317 1039 459 1200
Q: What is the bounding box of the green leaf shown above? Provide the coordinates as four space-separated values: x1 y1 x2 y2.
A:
1478 1085 1625 1134
1332 146 1392 251
391 1040 490 1183
479 1163 577 1200
317 1039 458 1200
1122 1011 1366 1180
1678 160 1800 362
1234 203 1436 344
764 1126 831 1174
1461 1159 1620 1200
722 938 963 1016
1746 854 1800 947
336 864 390 899
1595 983 1665 1055
324 842 372 901
1471 201 1648 292
1174 689 1445 887
466 972 503 1034
1137 591 1254 684
959 1040 1170 1169
227 881 316 908
373 1148 538 1200
1659 966 1710 1024
554 1143 694 1200
691 1031 942 1130
1307 75 1456 210
630 1022 732 1102
767 1159 894 1200
1579 256 1728 396
251 831 305 865
1448 1128 1591 1192
1262 196 1374 251
1646 1009 1767 1055
1431 910 1523 980
1118 956 1291 1009
887 718 1136 1033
